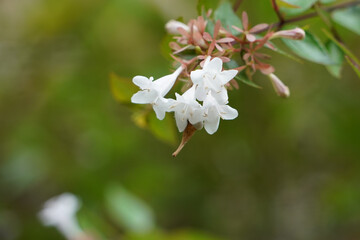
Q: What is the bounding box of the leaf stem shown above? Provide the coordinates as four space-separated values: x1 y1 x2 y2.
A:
254 0 360 33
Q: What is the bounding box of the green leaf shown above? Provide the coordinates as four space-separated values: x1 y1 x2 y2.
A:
197 0 219 15
110 73 137 103
276 0 300 9
235 72 262 89
105 184 155 234
325 40 344 78
282 30 334 65
332 6 360 35
279 0 317 16
148 111 177 145
322 29 360 78
214 1 242 35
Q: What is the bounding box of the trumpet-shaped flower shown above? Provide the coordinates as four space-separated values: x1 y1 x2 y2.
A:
38 193 83 240
190 57 238 102
270 27 305 40
168 86 203 132
203 93 238 134
131 66 184 120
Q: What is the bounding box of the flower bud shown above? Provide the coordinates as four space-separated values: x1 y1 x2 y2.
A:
268 73 290 98
270 27 305 40
165 20 189 35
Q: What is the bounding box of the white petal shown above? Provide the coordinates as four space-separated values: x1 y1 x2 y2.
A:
132 76 152 88
218 69 238 85
219 105 238 120
204 115 220 135
153 98 171 120
212 88 229 105
190 70 204 84
204 57 223 73
175 112 188 132
194 84 208 101
131 90 158 104
188 107 204 125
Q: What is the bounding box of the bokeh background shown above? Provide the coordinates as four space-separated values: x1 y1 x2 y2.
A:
1 0 360 239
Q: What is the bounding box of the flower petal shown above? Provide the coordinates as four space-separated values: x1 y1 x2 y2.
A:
132 76 152 88
204 114 220 135
131 90 157 104
218 69 238 85
204 57 223 73
190 70 204 84
175 112 188 132
219 105 238 120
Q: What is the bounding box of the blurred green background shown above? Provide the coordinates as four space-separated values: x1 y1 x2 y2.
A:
1 0 360 239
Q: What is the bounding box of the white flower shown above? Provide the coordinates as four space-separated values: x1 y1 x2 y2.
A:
165 20 190 35
38 193 82 240
168 86 203 132
268 73 290 98
270 27 305 40
131 66 184 120
203 93 238 134
190 57 238 102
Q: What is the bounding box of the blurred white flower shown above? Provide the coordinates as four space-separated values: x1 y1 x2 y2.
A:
190 57 238 102
38 193 83 240
165 20 190 35
203 93 238 134
131 65 184 120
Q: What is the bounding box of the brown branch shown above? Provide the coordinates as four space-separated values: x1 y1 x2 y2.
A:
271 0 285 28
233 0 244 12
254 0 360 33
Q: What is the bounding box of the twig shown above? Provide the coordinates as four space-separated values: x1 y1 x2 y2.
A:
254 0 360 33
233 0 244 12
271 0 285 28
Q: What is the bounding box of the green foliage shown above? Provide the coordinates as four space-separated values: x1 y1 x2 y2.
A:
325 40 344 78
105 184 155 234
214 1 243 35
332 6 360 35
282 30 334 65
279 0 317 16
110 73 138 104
197 0 219 15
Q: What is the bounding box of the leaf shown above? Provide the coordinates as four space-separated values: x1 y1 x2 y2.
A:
148 111 177 145
110 73 137 103
279 0 317 16
197 0 219 15
345 56 360 78
276 0 300 9
105 184 155 234
282 30 334 65
332 6 360 35
214 1 242 35
325 40 344 78
235 72 262 89
225 60 261 88
322 29 360 78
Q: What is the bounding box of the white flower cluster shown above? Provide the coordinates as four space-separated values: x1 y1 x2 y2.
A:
131 57 239 134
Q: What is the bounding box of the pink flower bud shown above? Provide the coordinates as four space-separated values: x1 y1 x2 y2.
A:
271 27 305 40
268 73 290 98
165 20 190 35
